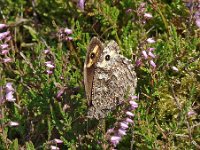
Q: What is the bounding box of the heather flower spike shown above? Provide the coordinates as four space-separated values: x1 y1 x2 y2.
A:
107 96 138 147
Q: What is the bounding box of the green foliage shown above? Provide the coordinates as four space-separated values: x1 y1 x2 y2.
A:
0 0 199 149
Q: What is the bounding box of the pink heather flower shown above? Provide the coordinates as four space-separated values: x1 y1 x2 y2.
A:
0 31 10 40
63 104 70 111
0 44 9 49
45 61 52 64
53 138 63 144
0 24 7 30
149 60 156 68
46 70 53 75
142 50 148 59
136 59 142 67
195 18 200 28
56 89 65 98
5 36 11 42
126 8 133 13
138 2 146 14
110 136 121 146
50 145 60 150
45 61 55 68
120 122 129 129
64 28 73 34
5 82 15 102
140 2 146 8
44 49 50 54
148 47 155 51
3 58 12 63
131 95 138 99
118 129 127 136
172 66 178 72
1 49 9 55
107 128 114 133
78 0 85 10
148 51 155 58
126 111 134 117
6 91 16 102
187 110 196 117
147 38 155 44
8 121 19 127
125 118 134 124
144 13 153 19
129 100 138 108
66 37 73 41
46 63 55 68
6 82 14 91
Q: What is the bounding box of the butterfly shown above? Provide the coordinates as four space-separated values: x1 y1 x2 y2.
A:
84 37 137 119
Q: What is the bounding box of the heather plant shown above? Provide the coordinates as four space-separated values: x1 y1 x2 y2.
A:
0 0 199 149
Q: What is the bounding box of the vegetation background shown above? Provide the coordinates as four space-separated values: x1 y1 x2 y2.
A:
0 0 199 149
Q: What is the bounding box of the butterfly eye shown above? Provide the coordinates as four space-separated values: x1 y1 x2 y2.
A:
105 55 110 61
90 53 95 59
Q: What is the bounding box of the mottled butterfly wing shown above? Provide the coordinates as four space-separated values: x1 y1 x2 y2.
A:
87 40 137 119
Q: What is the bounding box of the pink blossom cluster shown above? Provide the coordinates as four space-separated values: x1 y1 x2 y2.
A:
106 96 138 148
126 2 153 24
57 27 73 41
136 38 156 69
5 82 16 102
0 24 12 63
45 60 55 75
43 48 55 75
137 2 153 24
